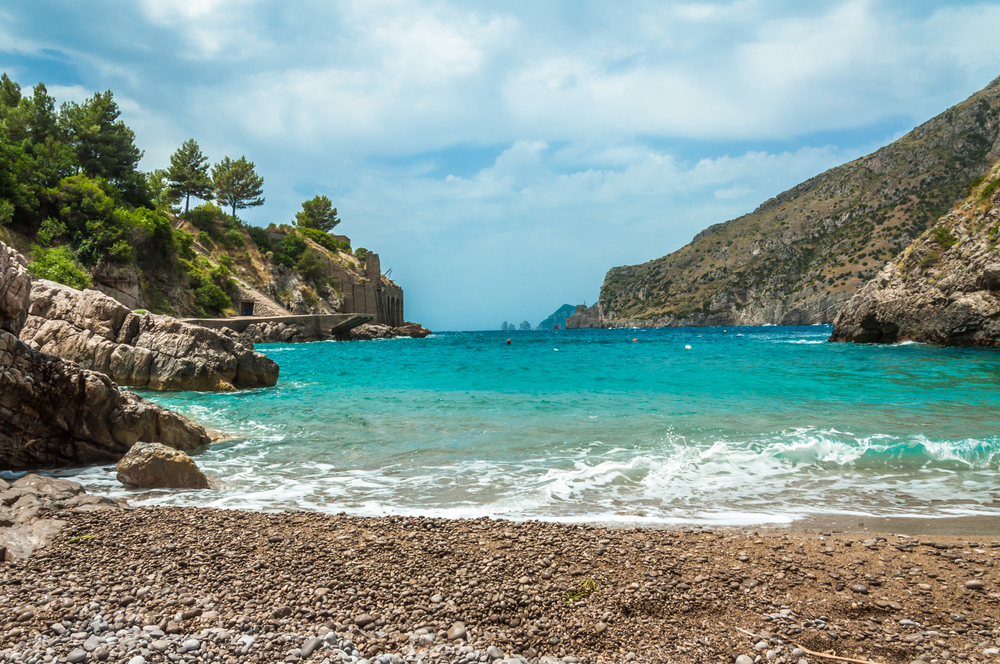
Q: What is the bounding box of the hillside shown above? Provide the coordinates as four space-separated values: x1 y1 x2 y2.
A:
830 159 1000 346
569 75 1000 328
0 74 406 328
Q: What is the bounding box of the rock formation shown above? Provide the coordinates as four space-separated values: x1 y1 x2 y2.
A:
21 278 278 391
116 442 212 489
1 241 212 470
0 474 127 561
346 322 433 340
518 320 531 331
588 75 1000 328
831 164 1000 346
536 304 576 330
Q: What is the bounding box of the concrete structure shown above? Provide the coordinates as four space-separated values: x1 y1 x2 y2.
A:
318 250 404 327
182 313 372 337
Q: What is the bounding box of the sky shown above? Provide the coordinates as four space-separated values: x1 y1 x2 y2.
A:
2 1 1000 331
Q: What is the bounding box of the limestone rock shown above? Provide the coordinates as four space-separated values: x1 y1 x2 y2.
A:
21 278 278 391
0 328 212 469
116 442 211 489
349 322 396 340
831 170 1000 347
392 321 432 338
0 240 31 335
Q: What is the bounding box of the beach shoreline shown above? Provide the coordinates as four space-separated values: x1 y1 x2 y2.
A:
3 504 999 664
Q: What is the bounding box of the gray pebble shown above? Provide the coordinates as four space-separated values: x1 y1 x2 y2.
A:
67 649 88 663
181 638 201 651
301 636 322 657
487 645 504 660
736 656 754 664
966 580 985 590
127 657 146 664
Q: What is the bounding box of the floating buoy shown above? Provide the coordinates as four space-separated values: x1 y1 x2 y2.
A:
685 344 692 349
632 339 637 343
506 339 511 345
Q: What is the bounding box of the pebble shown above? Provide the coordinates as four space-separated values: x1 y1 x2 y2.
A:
966 580 985 590
487 645 504 660
67 649 88 663
301 636 322 657
736 656 755 664
447 622 468 641
127 657 146 664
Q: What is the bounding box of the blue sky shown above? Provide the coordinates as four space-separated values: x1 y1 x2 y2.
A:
3 1 1000 331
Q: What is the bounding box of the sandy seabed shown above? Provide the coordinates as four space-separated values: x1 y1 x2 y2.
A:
3 506 1000 664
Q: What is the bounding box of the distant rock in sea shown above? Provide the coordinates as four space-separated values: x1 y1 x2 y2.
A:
519 320 531 331
537 304 576 330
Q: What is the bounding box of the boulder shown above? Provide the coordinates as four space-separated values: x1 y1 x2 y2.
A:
116 442 211 489
392 322 433 338
21 278 279 391
0 240 31 335
0 474 127 561
0 329 212 469
349 323 396 340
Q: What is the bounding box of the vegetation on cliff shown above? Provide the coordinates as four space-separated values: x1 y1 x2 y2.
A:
0 73 388 318
830 158 1000 346
593 75 1000 327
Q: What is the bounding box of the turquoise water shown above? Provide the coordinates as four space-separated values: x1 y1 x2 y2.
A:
69 326 1000 526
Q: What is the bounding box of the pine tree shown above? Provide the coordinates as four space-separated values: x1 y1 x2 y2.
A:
60 90 142 181
294 194 340 232
212 156 264 219
167 139 214 214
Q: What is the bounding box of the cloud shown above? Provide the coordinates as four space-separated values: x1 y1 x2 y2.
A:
1 0 1000 329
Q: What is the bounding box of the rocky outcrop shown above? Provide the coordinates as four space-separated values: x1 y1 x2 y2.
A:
0 241 30 335
1 240 213 469
593 74 1000 328
91 263 147 310
831 164 1000 346
0 474 127 561
0 329 212 468
116 442 211 489
21 279 278 391
347 322 432 340
537 304 576 330
242 320 308 344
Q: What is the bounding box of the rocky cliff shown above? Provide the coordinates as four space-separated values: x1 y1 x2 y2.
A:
830 161 1000 345
586 75 1000 328
0 241 211 469
20 279 278 391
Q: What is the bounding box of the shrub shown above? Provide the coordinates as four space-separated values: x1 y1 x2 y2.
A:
920 251 940 269
225 228 244 248
981 179 1000 205
932 227 957 250
296 247 327 283
197 231 213 248
36 217 67 245
354 247 368 263
185 203 224 233
29 245 92 289
0 200 13 226
246 226 270 251
194 282 231 310
280 233 306 260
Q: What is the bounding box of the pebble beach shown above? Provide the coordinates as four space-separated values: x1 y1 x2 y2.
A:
3 506 1000 664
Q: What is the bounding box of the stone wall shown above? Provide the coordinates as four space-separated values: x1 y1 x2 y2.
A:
324 251 404 327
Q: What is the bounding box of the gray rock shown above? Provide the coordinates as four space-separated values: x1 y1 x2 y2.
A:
21 278 278 390
127 657 147 664
67 648 88 663
116 442 211 489
181 638 200 651
736 656 755 664
487 646 503 660
354 613 374 628
447 622 467 641
301 636 322 657
966 580 985 590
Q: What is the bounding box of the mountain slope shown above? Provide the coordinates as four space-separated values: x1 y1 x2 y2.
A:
575 75 1000 328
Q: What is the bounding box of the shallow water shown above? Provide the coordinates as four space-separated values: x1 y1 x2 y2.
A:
56 326 1000 526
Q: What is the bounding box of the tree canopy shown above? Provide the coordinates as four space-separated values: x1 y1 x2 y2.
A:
294 194 340 233
60 90 143 182
212 156 264 219
167 139 214 213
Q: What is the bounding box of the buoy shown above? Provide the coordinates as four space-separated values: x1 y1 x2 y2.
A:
632 339 637 343
685 344 692 349
506 339 511 345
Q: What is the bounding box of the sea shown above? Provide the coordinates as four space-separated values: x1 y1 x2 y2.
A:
63 325 1000 527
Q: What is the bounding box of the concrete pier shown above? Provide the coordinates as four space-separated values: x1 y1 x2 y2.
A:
181 313 372 337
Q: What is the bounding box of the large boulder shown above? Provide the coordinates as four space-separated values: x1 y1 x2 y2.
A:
0 241 30 335
21 278 279 391
392 322 432 338
116 442 211 489
0 329 212 469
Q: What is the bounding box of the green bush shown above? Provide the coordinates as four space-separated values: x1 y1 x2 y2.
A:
932 227 957 250
981 179 1000 204
300 227 349 253
185 203 224 233
194 282 231 310
354 247 368 263
246 226 270 251
296 247 327 283
197 231 213 248
225 229 244 248
36 217 67 245
0 200 13 226
920 250 940 269
280 233 306 260
28 245 92 289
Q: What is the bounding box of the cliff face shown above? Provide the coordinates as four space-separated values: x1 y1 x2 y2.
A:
592 75 1000 328
830 162 1000 346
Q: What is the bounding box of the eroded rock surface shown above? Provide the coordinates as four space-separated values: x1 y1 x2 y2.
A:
832 166 1000 346
0 241 212 470
0 474 126 561
21 279 278 391
116 442 211 489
